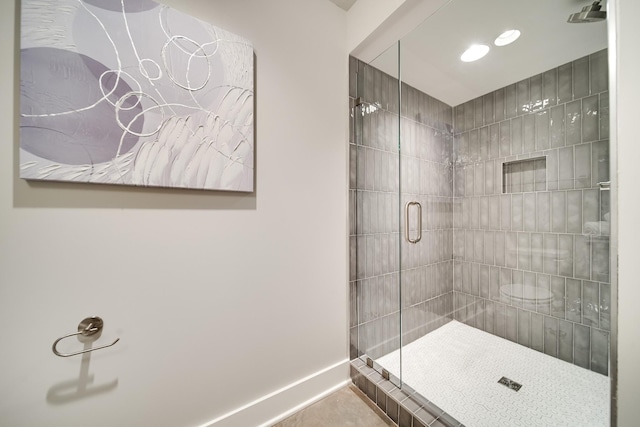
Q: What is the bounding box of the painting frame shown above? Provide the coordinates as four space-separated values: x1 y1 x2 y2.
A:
19 0 255 192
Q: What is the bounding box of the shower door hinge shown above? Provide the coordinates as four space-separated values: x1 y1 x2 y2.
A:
366 357 374 368
598 181 611 191
382 369 390 380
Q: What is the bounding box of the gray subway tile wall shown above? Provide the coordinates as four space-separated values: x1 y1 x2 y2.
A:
349 51 610 425
451 50 610 376
349 57 455 362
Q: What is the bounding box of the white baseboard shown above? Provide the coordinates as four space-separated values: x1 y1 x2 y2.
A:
200 358 350 427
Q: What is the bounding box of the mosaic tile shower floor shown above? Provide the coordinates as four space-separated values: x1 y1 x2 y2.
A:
376 321 609 427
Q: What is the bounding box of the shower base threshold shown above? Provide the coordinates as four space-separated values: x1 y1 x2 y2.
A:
376 320 609 427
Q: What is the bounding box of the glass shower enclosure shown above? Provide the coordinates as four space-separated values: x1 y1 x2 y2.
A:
350 0 613 425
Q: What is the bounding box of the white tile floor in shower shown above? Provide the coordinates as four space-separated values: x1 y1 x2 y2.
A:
376 320 609 427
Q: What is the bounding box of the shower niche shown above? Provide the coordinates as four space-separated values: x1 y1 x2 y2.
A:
502 157 547 193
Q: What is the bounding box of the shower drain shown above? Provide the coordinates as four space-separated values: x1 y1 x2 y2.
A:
498 376 522 392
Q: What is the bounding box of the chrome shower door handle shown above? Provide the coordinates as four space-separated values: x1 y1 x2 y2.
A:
405 201 422 244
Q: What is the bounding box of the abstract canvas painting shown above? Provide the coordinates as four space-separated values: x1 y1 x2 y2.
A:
20 0 254 191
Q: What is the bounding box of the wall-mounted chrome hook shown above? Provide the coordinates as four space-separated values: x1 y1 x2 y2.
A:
52 316 120 358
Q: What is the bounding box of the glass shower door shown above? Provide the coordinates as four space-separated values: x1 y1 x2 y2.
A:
352 37 456 389
397 65 456 354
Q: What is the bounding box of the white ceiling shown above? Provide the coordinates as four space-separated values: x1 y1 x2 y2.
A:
328 0 357 11
369 0 608 106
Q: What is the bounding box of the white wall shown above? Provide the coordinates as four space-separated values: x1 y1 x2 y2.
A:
347 0 450 63
347 0 406 54
613 0 640 424
0 1 349 426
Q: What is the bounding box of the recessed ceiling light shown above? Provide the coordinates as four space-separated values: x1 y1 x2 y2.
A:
460 44 490 62
494 29 521 47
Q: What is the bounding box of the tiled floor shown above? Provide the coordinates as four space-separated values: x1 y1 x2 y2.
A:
376 320 610 427
272 385 395 427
